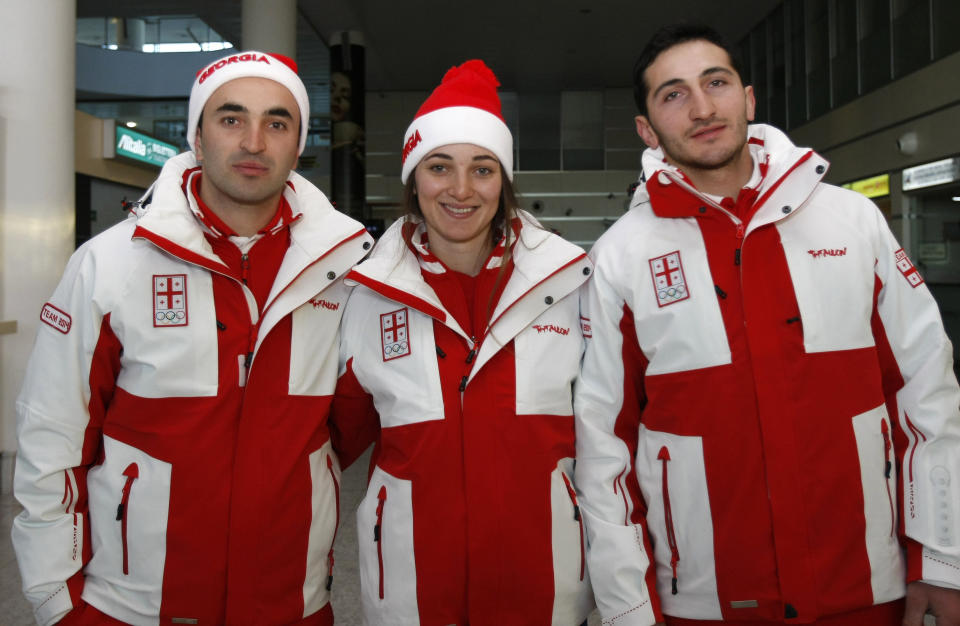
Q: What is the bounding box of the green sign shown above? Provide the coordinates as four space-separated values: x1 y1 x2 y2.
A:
115 127 178 167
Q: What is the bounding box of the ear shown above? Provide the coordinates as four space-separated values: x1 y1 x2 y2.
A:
194 127 204 163
744 85 756 122
635 115 659 149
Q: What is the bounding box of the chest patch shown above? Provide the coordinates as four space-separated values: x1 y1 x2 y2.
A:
894 248 924 288
649 251 690 307
153 274 188 327
381 307 411 361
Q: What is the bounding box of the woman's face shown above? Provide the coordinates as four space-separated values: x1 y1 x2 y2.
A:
413 143 502 261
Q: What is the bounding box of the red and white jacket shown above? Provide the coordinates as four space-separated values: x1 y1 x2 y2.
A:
13 152 373 626
574 124 960 624
334 212 596 625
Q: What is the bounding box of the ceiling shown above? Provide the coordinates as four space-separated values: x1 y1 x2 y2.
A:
77 0 776 93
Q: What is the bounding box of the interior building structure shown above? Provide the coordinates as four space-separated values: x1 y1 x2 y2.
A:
1 3 959 622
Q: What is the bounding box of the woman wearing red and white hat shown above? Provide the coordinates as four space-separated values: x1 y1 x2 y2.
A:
333 60 596 624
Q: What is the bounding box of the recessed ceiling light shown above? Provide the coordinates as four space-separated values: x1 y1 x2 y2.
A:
125 121 137 128
952 196 960 202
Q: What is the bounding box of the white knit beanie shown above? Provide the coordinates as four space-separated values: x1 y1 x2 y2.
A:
186 51 310 155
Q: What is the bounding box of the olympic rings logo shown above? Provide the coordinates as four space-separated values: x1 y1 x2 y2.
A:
658 285 687 300
383 342 409 357
156 310 186 321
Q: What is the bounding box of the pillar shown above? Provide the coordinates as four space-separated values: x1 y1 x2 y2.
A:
242 0 298 60
0 0 76 493
330 31 366 220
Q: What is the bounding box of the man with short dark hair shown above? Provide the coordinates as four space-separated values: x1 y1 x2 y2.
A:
575 23 960 626
12 51 373 625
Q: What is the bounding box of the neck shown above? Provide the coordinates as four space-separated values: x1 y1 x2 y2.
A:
675 145 754 199
427 231 494 277
198 179 283 237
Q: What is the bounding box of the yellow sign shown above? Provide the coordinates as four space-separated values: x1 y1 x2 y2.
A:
843 174 889 199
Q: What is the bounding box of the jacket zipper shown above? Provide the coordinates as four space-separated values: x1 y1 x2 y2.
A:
561 472 586 581
326 456 341 590
116 462 140 576
881 419 895 537
657 446 680 594
374 485 387 599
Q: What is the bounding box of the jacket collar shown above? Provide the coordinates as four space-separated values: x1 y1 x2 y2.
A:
632 124 829 234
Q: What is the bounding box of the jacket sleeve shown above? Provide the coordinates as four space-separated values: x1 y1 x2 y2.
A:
329 290 379 470
574 256 661 626
12 246 122 626
868 201 960 589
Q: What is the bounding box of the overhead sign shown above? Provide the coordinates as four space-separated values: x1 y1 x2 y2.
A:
843 174 889 198
902 157 960 191
115 126 178 167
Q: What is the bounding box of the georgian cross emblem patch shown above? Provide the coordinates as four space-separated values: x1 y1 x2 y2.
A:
381 307 411 361
649 251 690 307
894 248 924 288
153 274 188 327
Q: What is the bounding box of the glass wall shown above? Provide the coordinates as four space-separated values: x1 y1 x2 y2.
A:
741 0 952 129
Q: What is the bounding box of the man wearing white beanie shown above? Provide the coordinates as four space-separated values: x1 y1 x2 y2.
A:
12 51 374 626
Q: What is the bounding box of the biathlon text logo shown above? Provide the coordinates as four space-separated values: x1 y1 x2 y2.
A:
807 247 847 258
532 324 570 336
310 298 340 311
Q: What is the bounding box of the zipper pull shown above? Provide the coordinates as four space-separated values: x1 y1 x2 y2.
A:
436 345 446 358
734 249 741 266
241 253 250 285
244 351 253 368
465 336 478 364
374 486 386 541
714 285 727 299
458 375 468 392
881 420 892 478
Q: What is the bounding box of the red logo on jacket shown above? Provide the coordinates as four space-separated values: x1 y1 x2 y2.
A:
894 248 924 288
153 275 188 327
381 308 411 361
310 298 340 311
40 303 71 334
649 251 690 307
808 247 847 258
532 324 570 336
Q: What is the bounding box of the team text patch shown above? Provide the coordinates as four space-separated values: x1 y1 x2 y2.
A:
40 303 71 334
894 249 924 288
580 315 592 339
381 308 411 361
649 251 690 307
153 275 188 327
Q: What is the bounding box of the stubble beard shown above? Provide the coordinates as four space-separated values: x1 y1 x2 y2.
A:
655 116 750 174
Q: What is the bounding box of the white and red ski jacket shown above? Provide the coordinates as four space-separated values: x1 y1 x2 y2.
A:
334 212 596 625
574 124 960 624
13 152 373 626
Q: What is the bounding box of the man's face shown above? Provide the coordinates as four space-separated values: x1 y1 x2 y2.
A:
635 39 755 174
195 76 300 213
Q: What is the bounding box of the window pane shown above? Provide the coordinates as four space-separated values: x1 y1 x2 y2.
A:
561 91 604 170
806 0 831 119
892 0 931 78
787 0 808 127
859 0 892 92
833 0 859 106
769 7 787 129
933 0 960 58
751 26 769 122
518 93 560 171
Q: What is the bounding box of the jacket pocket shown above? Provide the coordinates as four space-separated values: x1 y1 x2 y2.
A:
850 405 906 602
357 465 419 624
85 435 171 601
550 460 595 625
116 463 140 575
657 447 680 595
304 443 340 616
634 425 722 619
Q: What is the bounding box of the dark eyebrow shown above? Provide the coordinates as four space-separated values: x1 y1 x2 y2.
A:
472 155 498 162
215 102 246 113
651 67 735 99
423 153 498 162
267 107 293 119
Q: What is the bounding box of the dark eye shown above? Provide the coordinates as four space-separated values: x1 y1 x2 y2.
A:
269 120 288 130
476 166 492 176
664 91 681 102
428 163 447 173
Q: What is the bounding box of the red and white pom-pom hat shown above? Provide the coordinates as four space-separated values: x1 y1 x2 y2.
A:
186 51 310 155
400 59 513 183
